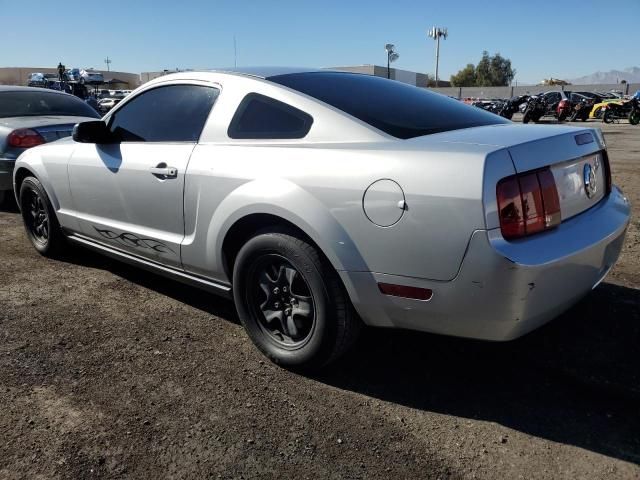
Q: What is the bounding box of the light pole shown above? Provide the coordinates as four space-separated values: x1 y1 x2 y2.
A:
384 44 399 79
104 56 112 72
427 27 448 87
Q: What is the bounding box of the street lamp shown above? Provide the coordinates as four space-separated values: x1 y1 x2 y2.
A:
384 44 399 79
427 27 448 87
104 56 112 72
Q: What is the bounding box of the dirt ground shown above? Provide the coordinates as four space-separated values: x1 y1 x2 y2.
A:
0 120 639 479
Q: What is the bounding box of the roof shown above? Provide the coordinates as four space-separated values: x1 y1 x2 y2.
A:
203 67 327 79
0 85 70 95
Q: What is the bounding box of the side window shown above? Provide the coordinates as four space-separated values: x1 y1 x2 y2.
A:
228 93 313 139
108 84 218 142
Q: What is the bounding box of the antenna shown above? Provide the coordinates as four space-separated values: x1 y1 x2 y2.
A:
427 27 448 87
234 36 237 68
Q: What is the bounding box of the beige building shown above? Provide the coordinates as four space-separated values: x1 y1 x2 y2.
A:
330 65 434 87
140 66 434 87
0 67 141 88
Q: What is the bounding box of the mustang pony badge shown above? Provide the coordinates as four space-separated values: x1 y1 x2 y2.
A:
583 161 598 199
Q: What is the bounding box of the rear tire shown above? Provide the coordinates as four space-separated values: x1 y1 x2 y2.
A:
522 112 531 124
232 229 361 371
629 110 640 125
19 176 66 257
603 110 614 124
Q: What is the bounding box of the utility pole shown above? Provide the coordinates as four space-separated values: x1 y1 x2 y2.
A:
104 56 112 72
428 27 448 87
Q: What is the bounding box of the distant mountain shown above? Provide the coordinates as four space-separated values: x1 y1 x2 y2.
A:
570 67 640 85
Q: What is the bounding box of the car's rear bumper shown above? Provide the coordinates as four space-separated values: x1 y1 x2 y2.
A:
0 158 15 191
340 186 631 341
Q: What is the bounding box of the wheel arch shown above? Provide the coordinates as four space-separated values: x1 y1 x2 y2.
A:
13 166 37 205
13 151 62 211
219 210 371 330
210 179 370 281
219 207 368 281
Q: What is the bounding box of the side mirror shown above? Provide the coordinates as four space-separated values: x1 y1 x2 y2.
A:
72 121 117 144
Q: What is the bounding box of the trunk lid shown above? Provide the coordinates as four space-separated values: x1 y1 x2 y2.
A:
506 127 606 221
415 123 608 225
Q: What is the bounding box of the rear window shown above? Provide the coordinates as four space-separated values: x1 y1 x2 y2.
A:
0 91 100 118
228 93 313 139
268 72 509 139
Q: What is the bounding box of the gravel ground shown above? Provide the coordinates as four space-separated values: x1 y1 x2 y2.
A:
0 121 639 479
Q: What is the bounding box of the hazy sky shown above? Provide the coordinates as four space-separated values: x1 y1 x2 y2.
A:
1 0 638 84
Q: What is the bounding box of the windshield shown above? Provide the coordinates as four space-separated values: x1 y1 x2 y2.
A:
268 72 509 139
0 91 100 118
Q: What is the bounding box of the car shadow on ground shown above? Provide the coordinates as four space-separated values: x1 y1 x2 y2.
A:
60 246 241 323
318 282 640 465
57 247 640 465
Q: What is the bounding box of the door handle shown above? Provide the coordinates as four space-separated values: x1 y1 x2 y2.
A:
150 165 178 178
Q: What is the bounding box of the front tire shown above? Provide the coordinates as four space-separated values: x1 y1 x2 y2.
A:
522 111 531 124
19 176 66 257
603 110 614 124
629 110 640 125
233 230 361 371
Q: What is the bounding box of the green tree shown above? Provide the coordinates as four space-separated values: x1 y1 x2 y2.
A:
453 51 516 87
489 52 516 86
475 51 493 86
450 64 476 87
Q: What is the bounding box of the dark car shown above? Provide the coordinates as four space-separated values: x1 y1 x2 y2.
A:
541 91 574 121
0 86 100 205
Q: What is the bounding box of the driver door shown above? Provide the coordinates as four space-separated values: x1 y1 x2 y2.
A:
68 82 219 268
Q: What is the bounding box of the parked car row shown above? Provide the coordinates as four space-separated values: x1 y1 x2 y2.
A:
1 69 630 370
28 69 105 86
470 89 640 125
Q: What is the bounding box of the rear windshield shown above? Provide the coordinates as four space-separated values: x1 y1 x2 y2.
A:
0 91 100 118
268 72 509 139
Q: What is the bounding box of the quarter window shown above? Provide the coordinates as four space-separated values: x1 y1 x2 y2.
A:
108 84 218 142
228 93 313 139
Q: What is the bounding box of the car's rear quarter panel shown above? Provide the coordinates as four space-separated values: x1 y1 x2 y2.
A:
182 142 493 283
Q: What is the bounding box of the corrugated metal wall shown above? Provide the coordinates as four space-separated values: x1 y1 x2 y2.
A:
429 83 640 99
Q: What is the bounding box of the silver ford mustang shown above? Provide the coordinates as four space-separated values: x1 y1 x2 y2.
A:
13 68 630 370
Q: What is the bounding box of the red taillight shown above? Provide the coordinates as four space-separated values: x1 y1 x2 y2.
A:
519 173 545 234
496 176 525 239
497 168 561 240
537 169 561 227
7 128 45 148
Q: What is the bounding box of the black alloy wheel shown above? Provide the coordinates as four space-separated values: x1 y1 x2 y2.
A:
247 254 316 348
233 229 361 370
19 176 65 256
23 188 50 247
